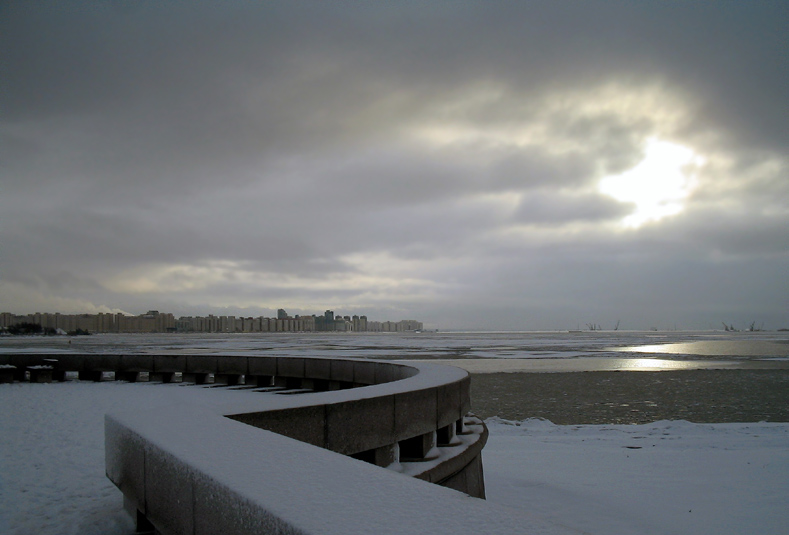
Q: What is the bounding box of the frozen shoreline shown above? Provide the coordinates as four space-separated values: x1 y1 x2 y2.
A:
1 381 787 535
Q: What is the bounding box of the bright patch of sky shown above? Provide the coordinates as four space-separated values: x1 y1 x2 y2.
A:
599 138 705 228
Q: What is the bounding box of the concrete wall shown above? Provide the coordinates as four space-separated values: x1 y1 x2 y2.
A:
5 353 518 533
104 402 566 535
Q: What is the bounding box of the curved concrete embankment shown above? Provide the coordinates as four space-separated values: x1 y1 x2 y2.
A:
3 353 546 534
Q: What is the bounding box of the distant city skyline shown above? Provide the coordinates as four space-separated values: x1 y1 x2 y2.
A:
0 309 423 334
1 3 786 331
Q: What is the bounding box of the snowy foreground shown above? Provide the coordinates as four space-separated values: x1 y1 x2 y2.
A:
1 381 787 535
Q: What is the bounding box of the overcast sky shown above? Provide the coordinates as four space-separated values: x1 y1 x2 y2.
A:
2 1 787 330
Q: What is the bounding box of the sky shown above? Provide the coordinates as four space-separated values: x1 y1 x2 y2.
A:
1 1 787 330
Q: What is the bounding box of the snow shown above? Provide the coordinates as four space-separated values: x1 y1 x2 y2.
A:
484 418 789 535
1 381 787 534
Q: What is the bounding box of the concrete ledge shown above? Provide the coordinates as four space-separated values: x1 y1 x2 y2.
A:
106 403 567 535
6 352 541 532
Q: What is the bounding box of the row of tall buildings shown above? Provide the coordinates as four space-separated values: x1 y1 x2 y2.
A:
0 310 423 334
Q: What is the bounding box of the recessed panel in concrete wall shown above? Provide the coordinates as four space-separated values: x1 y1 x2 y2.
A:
119 355 154 372
277 357 306 379
353 361 376 385
394 388 437 439
229 406 327 449
51 354 84 372
186 355 218 374
436 381 463 429
247 357 276 377
326 397 396 455
84 354 122 371
304 358 331 381
374 362 408 385
217 356 249 376
459 375 472 415
329 360 354 383
153 355 186 373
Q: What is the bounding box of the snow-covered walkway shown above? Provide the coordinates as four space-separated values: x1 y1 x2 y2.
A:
1 381 787 534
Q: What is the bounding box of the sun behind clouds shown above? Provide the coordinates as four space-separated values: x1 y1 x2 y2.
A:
599 138 705 228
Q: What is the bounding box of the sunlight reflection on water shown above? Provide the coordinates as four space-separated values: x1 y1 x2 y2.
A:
615 340 789 357
415 357 750 373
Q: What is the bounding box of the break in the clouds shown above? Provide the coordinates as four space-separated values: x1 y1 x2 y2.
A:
1 1 787 330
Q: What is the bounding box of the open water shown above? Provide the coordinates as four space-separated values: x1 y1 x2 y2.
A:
3 329 788 425
1 330 787 371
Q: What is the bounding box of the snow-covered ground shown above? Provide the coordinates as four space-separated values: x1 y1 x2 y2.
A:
485 418 788 535
1 381 787 534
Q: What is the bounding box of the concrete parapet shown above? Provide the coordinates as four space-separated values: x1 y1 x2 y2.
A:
83 354 123 374
248 356 277 378
8 351 502 530
374 361 411 384
154 355 186 373
105 400 554 535
117 355 154 382
325 395 397 455
329 359 355 384
394 386 438 438
217 356 249 376
192 470 302 535
229 406 326 449
304 358 331 381
145 447 196 535
119 354 155 373
352 360 376 385
150 355 186 383
185 355 218 374
436 380 463 429
276 357 306 381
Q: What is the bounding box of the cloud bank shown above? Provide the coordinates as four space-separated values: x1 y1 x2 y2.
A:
2 1 787 329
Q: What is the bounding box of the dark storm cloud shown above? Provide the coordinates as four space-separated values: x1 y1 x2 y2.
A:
1 1 787 328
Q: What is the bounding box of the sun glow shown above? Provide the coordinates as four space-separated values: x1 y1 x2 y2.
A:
599 138 705 228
